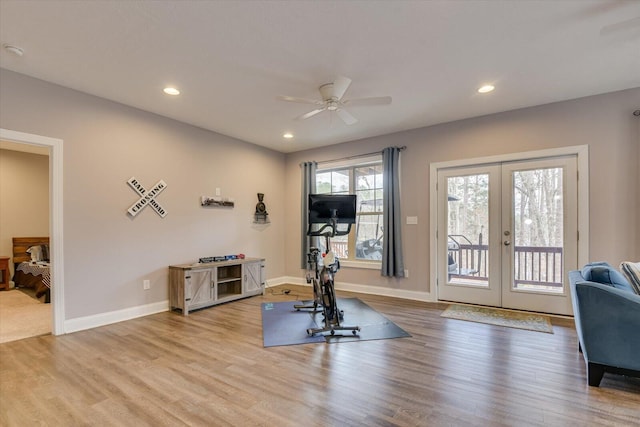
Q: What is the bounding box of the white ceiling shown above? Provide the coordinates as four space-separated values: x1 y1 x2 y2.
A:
1 1 639 154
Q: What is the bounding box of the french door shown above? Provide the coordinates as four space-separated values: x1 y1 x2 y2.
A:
436 156 578 315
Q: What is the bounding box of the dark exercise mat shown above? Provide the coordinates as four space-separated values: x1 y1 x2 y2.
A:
261 297 411 347
261 301 326 347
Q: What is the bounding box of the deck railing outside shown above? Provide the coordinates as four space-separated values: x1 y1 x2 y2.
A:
450 244 564 287
330 241 563 287
330 242 348 259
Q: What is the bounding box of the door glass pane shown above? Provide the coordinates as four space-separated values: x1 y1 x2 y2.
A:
512 168 563 293
447 174 489 286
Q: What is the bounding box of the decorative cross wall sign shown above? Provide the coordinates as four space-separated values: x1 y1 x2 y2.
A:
127 177 167 218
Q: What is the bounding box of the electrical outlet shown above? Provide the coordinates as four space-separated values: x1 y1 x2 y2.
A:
143 279 150 290
404 269 409 278
215 187 221 196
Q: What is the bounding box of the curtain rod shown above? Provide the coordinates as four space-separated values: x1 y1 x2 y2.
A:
313 146 406 166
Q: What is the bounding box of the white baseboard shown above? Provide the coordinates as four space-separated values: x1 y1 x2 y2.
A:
64 300 169 334
62 277 432 335
266 276 434 302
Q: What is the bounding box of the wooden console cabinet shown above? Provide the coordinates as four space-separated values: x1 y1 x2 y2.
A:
169 257 265 315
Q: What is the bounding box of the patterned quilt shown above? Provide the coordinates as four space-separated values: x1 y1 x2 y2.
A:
13 262 50 301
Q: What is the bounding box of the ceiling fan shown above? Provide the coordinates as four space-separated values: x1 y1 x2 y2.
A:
277 76 391 125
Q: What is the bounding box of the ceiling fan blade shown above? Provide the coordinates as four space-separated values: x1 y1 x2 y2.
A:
336 108 357 125
332 76 352 100
277 95 324 105
343 96 392 106
600 16 640 36
296 108 326 121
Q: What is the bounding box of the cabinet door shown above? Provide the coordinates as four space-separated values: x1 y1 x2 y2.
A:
243 261 264 295
186 270 213 307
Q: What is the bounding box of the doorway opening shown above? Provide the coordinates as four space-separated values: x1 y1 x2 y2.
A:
0 128 65 335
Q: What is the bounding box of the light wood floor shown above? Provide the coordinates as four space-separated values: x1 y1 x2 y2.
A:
1 285 639 426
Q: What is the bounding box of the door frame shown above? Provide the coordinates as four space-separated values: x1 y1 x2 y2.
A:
429 145 589 308
0 128 65 335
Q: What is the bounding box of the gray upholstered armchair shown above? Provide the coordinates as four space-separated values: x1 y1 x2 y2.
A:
569 262 640 387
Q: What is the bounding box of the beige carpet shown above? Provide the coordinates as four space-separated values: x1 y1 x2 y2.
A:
0 290 51 343
441 304 554 333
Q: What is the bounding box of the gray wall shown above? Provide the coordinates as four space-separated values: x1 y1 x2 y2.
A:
0 69 286 320
284 88 640 294
2 67 638 319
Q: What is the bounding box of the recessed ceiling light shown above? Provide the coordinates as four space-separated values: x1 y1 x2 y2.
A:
283 132 294 139
163 87 180 96
478 84 495 94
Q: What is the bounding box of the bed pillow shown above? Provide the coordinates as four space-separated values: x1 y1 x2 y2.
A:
41 244 50 262
620 262 640 295
26 245 43 262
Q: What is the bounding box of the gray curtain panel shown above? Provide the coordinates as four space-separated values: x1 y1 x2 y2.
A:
382 147 405 277
301 161 317 269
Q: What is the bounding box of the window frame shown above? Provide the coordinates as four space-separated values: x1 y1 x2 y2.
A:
315 155 383 269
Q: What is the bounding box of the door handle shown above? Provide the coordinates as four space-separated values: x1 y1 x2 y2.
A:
504 240 511 246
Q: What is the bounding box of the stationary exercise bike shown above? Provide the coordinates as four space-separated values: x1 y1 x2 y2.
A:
294 194 360 337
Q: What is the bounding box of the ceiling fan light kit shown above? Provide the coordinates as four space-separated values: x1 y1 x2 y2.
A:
3 44 24 57
278 75 392 125
599 16 640 36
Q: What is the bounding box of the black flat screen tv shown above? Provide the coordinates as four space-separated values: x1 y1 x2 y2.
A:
308 194 357 225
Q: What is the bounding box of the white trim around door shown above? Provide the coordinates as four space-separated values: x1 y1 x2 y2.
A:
429 145 589 314
0 128 65 335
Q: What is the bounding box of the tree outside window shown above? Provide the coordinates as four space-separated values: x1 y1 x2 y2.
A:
316 161 384 262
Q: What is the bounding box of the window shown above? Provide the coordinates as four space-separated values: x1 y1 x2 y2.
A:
316 157 384 264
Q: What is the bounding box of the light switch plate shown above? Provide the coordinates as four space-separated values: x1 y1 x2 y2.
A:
406 216 418 225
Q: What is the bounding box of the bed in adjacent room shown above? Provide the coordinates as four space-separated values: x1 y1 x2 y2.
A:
12 237 50 303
